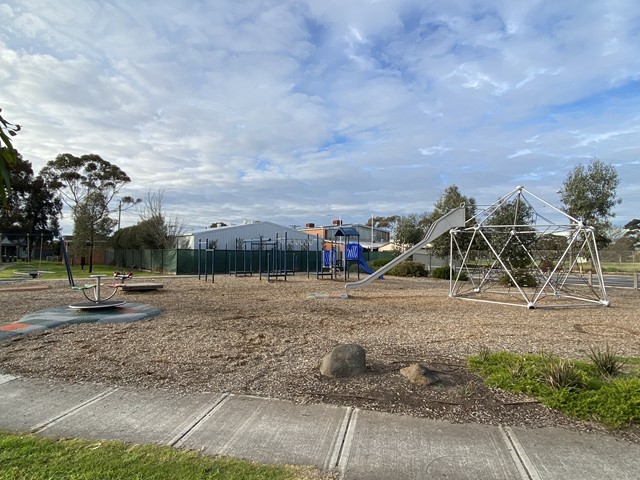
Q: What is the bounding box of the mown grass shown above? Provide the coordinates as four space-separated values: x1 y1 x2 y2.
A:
468 349 640 429
0 432 317 480
0 261 154 280
601 262 640 273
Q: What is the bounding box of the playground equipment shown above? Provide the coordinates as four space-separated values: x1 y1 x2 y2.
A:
197 239 216 283
345 207 466 292
449 186 609 309
9 232 55 278
61 238 126 309
345 242 375 275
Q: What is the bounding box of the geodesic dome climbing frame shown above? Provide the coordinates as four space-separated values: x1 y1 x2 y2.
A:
449 186 609 309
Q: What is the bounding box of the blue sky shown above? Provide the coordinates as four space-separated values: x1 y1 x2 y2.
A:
1 0 639 233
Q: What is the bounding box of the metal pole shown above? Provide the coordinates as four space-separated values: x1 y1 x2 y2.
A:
259 235 263 281
211 248 216 283
204 240 209 282
197 239 202 280
284 232 288 281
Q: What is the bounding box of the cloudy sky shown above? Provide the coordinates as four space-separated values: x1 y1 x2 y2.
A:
1 0 639 233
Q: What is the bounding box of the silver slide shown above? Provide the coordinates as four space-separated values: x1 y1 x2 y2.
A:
345 206 466 292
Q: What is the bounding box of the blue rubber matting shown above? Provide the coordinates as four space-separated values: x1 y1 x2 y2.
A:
0 303 161 341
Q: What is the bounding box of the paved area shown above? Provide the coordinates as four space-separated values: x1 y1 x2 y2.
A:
0 374 638 479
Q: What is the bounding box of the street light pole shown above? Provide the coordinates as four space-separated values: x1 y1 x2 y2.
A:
371 213 374 251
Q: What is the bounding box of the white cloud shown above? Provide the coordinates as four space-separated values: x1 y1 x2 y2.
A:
1 0 639 234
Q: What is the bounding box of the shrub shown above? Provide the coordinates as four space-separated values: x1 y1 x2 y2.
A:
477 345 492 363
542 359 585 390
538 259 555 272
432 266 468 281
387 260 428 277
498 269 538 287
588 344 626 378
432 266 452 279
370 258 392 270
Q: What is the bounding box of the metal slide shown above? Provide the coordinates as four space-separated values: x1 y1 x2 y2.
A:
345 206 466 292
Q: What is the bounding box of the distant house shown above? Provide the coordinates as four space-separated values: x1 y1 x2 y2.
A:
179 221 323 251
0 235 22 262
299 220 391 251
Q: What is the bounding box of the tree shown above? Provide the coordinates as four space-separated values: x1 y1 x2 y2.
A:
366 215 400 229
0 108 21 207
395 214 425 248
486 198 535 269
136 189 185 249
116 196 142 230
73 190 117 271
0 153 62 238
425 185 477 259
40 153 131 272
559 158 621 247
623 219 640 250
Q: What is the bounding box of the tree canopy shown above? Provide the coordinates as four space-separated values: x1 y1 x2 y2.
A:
0 108 21 207
395 213 426 248
41 153 131 272
426 185 477 259
486 198 535 269
40 153 131 208
113 189 185 250
0 153 62 235
559 158 621 247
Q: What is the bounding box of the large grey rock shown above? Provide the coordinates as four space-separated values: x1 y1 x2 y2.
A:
400 363 441 386
320 344 366 378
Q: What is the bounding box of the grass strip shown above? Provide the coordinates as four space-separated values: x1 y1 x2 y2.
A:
0 261 155 280
0 432 316 480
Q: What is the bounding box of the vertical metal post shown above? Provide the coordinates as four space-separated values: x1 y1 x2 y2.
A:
284 232 288 281
211 247 215 284
197 239 202 280
259 236 263 281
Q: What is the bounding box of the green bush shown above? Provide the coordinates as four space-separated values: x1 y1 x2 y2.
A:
588 344 627 378
370 258 392 270
431 266 468 280
498 269 538 287
432 266 451 279
387 260 428 277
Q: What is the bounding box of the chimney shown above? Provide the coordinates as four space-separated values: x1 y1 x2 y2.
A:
332 219 342 226
305 223 315 228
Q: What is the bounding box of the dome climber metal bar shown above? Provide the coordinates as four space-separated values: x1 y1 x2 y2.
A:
449 186 609 309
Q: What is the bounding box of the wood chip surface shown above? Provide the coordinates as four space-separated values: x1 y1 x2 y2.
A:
1 275 638 443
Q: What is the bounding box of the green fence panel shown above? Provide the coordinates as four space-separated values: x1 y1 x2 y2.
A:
114 248 391 276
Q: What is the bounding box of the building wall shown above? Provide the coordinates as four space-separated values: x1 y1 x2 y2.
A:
190 222 322 251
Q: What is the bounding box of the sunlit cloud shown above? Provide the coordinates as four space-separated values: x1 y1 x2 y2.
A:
0 0 638 233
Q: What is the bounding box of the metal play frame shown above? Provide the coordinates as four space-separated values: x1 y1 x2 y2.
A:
449 186 609 309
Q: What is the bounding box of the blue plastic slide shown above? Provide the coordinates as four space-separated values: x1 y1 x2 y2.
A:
358 257 375 274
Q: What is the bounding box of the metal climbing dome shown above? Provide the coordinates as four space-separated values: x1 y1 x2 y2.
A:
449 186 609 309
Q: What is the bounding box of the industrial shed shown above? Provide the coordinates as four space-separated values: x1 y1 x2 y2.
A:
182 221 323 251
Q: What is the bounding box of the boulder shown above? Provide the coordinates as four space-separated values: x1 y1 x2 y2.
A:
320 344 366 378
400 363 441 386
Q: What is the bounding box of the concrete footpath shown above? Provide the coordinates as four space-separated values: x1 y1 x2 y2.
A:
0 374 638 479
